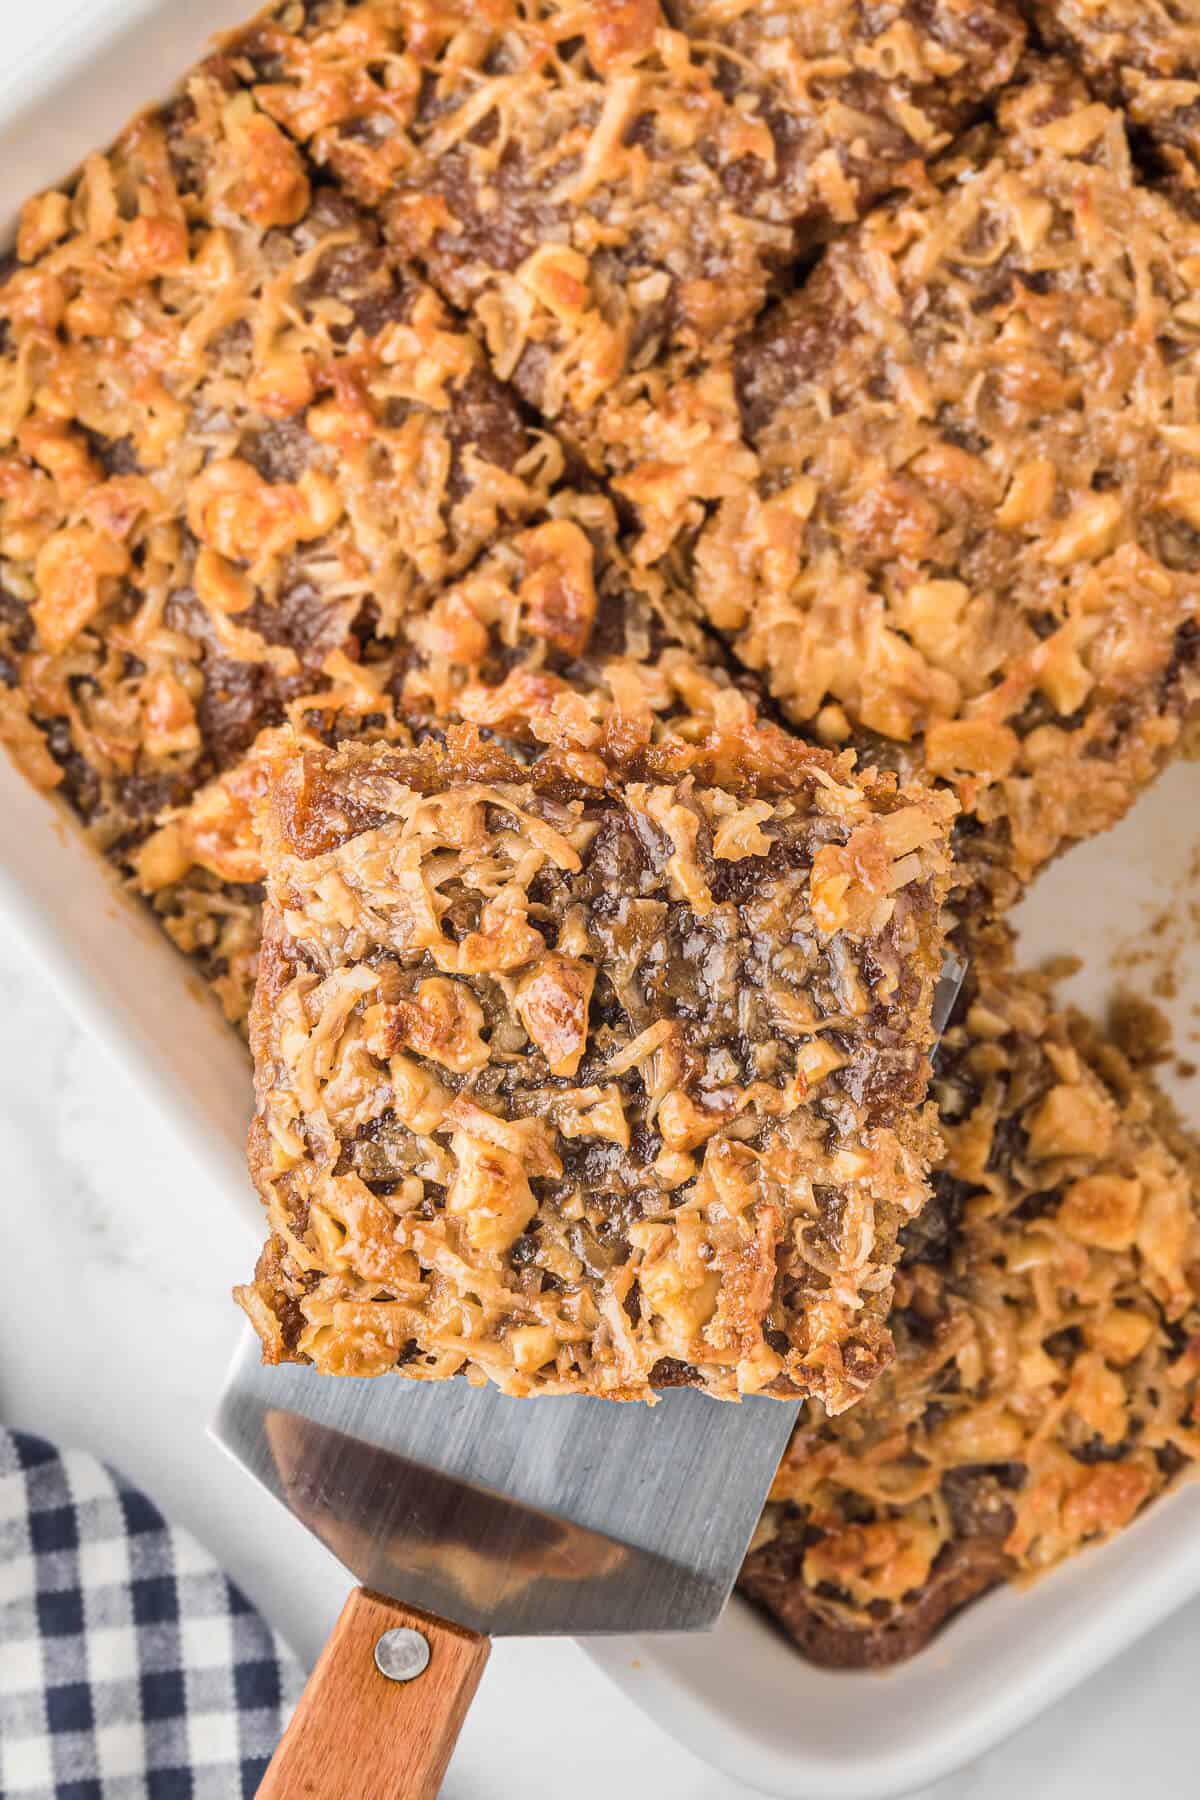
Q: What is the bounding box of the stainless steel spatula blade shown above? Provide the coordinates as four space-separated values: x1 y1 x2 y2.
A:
212 1329 797 1638
212 1335 798 1794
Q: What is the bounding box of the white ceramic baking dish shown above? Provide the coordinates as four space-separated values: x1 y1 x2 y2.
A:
2 10 1199 1796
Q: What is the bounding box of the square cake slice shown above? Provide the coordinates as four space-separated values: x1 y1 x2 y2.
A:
739 930 1200 1666
696 66 1200 909
236 727 954 1403
0 54 553 912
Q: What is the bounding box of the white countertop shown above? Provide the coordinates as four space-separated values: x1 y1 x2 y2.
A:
4 929 1198 1800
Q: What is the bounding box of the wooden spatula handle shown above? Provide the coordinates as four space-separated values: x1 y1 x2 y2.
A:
258 1589 490 1799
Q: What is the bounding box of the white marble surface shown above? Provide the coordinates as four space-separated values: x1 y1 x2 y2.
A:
3 921 1199 1800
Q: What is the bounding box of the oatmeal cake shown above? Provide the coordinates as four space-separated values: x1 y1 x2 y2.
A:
0 56 553 932
695 66 1200 908
230 0 1024 557
740 931 1200 1665
236 726 955 1402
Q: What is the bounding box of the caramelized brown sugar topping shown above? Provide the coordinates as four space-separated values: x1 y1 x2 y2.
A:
237 728 954 1402
129 485 791 1023
740 928 1200 1665
0 60 553 858
228 0 1024 558
695 68 1200 907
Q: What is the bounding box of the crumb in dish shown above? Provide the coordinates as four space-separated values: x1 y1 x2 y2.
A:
237 726 954 1402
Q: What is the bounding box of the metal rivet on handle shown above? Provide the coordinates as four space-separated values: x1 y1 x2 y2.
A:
374 1627 431 1683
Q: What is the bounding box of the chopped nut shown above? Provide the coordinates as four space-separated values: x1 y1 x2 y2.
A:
517 520 598 658
1067 1352 1129 1444
924 718 1020 784
227 112 311 227
1059 1174 1142 1252
810 828 890 937
509 1324 558 1374
1085 1308 1155 1367
632 1218 722 1349
928 1400 1027 1463
32 526 129 654
142 672 200 758
996 458 1057 527
446 1132 538 1254
370 978 490 1075
1026 1084 1114 1161
513 953 595 1077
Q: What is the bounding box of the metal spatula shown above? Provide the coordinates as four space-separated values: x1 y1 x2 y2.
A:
211 1338 799 1796
210 956 965 1796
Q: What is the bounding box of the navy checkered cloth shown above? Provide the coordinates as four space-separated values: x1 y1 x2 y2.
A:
0 1429 302 1798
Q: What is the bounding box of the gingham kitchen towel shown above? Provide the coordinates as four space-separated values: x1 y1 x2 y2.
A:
0 1429 303 1798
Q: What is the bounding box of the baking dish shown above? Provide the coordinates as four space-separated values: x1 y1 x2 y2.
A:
2 8 1200 1796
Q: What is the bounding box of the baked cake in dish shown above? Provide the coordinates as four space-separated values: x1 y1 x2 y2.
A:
228 0 1025 558
236 727 953 1401
696 65 1200 908
740 930 1200 1663
0 0 1195 1653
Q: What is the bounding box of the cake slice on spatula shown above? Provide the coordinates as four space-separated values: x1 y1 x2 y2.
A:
236 725 955 1409
215 721 956 1794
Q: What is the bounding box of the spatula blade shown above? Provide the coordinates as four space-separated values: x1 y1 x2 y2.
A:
211 1331 798 1636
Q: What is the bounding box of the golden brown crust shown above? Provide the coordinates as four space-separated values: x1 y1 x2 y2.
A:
237 727 954 1402
228 0 1024 559
739 930 1200 1663
696 68 1200 906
